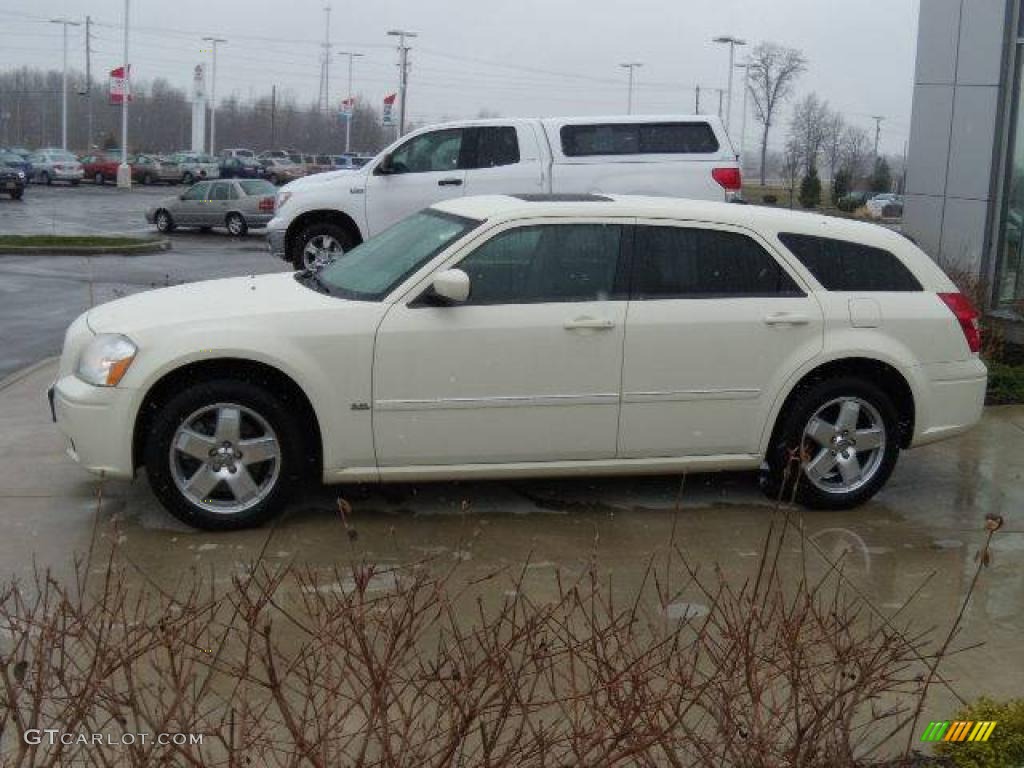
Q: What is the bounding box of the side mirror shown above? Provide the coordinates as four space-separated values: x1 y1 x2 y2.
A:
430 269 470 303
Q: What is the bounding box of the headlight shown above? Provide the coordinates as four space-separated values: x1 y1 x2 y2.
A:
276 191 292 210
17 171 25 179
76 334 137 387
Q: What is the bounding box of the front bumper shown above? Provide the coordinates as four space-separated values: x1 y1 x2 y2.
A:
266 225 288 260
53 169 84 181
50 375 137 480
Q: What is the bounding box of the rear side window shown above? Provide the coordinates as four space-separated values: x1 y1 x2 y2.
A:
778 233 922 291
465 126 520 168
633 226 803 298
560 122 719 157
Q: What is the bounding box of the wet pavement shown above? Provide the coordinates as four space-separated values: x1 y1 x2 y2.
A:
1 358 1023 719
0 184 286 377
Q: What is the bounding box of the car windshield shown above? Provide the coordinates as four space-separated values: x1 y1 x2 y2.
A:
53 152 77 161
0 153 22 163
238 179 276 195
317 210 479 301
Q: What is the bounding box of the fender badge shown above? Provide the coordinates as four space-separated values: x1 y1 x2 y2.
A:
350 402 371 411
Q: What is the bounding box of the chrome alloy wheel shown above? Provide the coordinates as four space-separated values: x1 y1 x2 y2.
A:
302 233 343 270
801 397 886 494
169 403 281 514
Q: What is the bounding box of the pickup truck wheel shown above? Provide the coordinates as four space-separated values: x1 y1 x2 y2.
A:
761 377 899 510
293 222 354 271
226 212 248 237
144 379 303 530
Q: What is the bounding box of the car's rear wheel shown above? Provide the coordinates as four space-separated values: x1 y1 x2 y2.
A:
94 172 104 185
144 379 303 530
762 377 899 509
41 172 51 185
142 173 153 186
226 212 248 237
155 209 175 232
182 172 194 185
292 221 355 271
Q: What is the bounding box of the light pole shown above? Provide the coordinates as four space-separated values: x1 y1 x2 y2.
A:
387 29 417 136
338 51 363 153
203 36 226 155
50 18 81 150
116 0 131 188
735 59 750 161
619 62 643 115
712 35 746 134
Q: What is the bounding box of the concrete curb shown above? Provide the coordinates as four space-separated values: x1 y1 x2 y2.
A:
0 239 171 256
0 357 58 393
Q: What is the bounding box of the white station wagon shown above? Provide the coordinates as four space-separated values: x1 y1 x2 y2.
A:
50 194 987 529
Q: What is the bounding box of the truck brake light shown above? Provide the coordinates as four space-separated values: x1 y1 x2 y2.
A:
712 166 742 191
938 292 982 354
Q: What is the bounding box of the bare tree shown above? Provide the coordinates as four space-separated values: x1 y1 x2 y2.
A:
788 93 830 176
839 124 871 184
821 109 845 185
747 42 807 185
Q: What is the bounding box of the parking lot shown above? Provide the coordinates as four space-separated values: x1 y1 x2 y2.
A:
1 185 1024 730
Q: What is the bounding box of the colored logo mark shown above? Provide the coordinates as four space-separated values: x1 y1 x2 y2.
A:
921 721 997 742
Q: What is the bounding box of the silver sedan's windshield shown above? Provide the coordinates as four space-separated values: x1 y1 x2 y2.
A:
317 210 479 300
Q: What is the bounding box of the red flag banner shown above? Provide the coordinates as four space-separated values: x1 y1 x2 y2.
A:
109 66 132 105
382 93 396 127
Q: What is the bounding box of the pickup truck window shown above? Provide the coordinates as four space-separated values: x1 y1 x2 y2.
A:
464 126 520 169
633 226 802 298
560 122 719 156
457 224 626 304
778 233 922 291
389 129 463 173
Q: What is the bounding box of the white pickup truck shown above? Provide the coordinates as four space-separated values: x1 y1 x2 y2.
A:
267 115 741 270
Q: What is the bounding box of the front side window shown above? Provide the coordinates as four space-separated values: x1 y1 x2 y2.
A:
560 122 720 157
457 224 625 304
388 129 463 174
182 182 210 201
778 233 921 291
319 210 479 300
633 226 802 298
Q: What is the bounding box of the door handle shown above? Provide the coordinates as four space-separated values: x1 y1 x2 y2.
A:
763 312 810 326
438 178 463 187
564 317 616 331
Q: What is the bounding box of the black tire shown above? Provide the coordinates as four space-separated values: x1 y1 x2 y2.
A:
94 172 104 185
70 179 80 186
761 376 900 510
155 209 175 233
182 172 194 185
290 220 356 271
41 172 51 185
10 189 23 200
226 212 248 237
144 379 304 530
142 173 153 186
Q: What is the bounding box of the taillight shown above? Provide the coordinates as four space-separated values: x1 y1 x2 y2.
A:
712 166 742 191
938 292 982 354
259 197 274 212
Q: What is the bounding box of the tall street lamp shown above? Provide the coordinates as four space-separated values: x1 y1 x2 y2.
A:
50 17 81 150
735 59 750 161
338 51 364 153
619 62 643 115
712 35 746 135
203 36 227 155
116 0 131 188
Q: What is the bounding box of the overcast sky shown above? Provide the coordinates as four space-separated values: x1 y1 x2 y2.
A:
1 0 918 154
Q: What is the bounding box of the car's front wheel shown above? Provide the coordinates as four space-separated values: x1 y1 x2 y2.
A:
182 172 194 185
226 212 247 236
154 209 175 232
144 379 304 530
94 172 104 185
762 377 899 510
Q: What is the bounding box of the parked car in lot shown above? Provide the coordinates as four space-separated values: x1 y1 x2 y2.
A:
219 148 256 160
0 150 32 177
220 156 266 179
836 190 872 212
331 154 373 170
28 149 83 185
172 152 220 185
145 178 277 235
262 157 305 186
51 194 987 530
129 154 179 185
268 114 743 270
866 193 903 219
80 153 121 184
0 163 26 199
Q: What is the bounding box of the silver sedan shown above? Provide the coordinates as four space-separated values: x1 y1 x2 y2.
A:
145 179 278 236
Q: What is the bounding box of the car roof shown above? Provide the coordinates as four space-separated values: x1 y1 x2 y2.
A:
430 194 913 250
